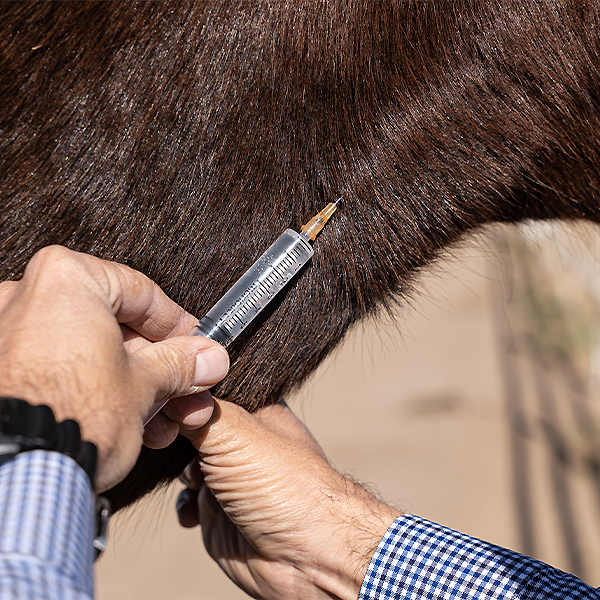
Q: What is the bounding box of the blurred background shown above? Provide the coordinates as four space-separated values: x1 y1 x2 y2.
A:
96 221 600 599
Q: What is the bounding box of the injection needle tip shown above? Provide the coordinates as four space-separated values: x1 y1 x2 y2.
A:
301 199 340 240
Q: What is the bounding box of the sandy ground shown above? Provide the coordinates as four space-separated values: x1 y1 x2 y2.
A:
96 225 600 599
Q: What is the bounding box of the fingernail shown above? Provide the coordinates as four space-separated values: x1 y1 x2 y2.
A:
193 346 229 386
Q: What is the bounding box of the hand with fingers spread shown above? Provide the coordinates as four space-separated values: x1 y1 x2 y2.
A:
176 399 401 600
0 245 229 492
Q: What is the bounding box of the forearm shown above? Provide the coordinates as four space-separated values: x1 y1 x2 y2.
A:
0 451 95 600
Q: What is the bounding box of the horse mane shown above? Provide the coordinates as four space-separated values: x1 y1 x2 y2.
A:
1 0 599 509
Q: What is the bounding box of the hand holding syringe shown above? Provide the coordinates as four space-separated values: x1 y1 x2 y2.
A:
144 200 339 424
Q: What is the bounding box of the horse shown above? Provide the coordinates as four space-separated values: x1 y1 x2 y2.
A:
1 0 599 510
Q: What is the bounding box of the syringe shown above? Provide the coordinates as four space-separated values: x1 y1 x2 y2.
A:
144 200 339 424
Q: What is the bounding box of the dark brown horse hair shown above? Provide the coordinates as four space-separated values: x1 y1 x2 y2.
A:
1 1 599 510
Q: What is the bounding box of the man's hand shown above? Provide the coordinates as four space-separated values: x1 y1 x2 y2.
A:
177 400 401 600
0 246 229 491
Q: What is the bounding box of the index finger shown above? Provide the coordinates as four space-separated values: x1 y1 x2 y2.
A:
92 255 199 341
24 246 199 341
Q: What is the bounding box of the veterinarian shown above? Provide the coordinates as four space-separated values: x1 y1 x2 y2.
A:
0 247 597 599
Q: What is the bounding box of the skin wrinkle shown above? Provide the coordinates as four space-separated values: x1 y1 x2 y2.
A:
1 1 600 510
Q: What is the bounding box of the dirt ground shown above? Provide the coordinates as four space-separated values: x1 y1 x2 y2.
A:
96 224 600 599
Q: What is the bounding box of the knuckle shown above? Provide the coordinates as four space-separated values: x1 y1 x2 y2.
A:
27 245 82 282
30 244 73 267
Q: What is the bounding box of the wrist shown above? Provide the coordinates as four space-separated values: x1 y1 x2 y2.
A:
0 396 98 487
303 472 402 599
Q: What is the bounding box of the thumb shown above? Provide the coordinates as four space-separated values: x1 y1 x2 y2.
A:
133 336 230 406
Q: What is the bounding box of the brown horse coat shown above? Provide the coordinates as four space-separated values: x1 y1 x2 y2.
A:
1 1 599 509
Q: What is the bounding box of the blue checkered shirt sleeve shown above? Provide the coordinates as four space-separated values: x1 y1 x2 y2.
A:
0 450 95 600
359 514 600 599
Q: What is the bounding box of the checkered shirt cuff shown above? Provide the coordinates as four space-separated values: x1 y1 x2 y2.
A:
359 514 600 599
0 450 95 600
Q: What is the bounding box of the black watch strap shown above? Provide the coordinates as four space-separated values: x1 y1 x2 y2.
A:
0 397 97 486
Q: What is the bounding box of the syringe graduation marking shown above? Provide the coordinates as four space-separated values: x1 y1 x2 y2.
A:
215 235 309 336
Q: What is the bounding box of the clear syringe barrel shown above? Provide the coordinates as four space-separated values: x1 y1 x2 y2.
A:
191 229 314 347
143 229 313 425
144 201 338 425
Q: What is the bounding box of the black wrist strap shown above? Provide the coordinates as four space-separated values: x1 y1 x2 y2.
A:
0 397 97 487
